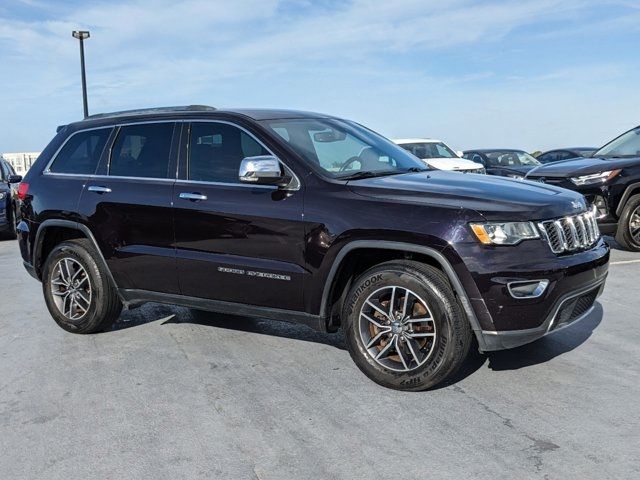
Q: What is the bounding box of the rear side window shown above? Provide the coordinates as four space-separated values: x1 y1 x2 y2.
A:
188 122 269 183
49 128 111 174
110 123 174 178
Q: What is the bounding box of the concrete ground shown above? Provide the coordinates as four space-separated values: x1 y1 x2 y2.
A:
0 238 638 480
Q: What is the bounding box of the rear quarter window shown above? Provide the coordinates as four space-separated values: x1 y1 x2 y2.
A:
49 128 112 174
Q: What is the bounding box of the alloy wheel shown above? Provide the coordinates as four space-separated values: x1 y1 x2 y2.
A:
50 257 92 321
629 205 640 244
358 286 437 372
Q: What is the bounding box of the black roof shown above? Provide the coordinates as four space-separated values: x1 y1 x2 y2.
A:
62 105 330 131
541 147 597 152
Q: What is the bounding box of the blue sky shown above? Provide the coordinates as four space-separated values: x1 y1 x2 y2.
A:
1 0 639 153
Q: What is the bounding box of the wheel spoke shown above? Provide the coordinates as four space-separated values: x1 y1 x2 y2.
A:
405 336 422 365
395 336 409 370
50 257 92 321
375 337 395 360
400 291 410 318
404 316 433 324
76 291 90 306
406 332 436 339
361 312 388 329
52 290 69 297
366 328 391 348
389 286 396 317
366 299 391 321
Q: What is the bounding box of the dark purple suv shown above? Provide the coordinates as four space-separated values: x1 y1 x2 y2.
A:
17 106 609 390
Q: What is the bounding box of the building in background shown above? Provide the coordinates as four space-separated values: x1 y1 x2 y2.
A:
0 152 40 175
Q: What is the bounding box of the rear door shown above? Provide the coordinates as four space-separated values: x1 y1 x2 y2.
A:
173 120 305 311
78 121 180 294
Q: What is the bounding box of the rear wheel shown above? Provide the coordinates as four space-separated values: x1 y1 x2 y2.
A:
615 194 640 251
342 260 472 391
42 239 122 333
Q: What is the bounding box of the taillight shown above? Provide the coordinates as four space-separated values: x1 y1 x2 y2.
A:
17 182 29 201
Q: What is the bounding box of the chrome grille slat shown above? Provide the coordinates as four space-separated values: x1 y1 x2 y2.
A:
539 207 600 254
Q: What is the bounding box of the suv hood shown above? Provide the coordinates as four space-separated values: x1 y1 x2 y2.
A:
490 165 536 175
421 157 483 171
348 171 586 221
527 156 640 177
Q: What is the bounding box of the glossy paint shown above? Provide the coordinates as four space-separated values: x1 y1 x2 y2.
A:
526 155 640 228
19 108 610 338
463 150 540 178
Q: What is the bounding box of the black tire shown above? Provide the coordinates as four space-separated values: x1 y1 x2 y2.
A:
615 194 640 251
342 260 472 391
6 206 17 239
42 238 122 333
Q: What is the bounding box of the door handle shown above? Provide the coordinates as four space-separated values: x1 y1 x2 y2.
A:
179 192 207 201
87 186 112 194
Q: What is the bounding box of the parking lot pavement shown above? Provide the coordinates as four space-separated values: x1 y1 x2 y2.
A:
0 239 639 480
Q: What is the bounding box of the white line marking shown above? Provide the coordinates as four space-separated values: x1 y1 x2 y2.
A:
610 259 640 265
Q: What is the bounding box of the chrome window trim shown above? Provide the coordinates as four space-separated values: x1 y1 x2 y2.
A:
174 179 276 190
42 118 301 190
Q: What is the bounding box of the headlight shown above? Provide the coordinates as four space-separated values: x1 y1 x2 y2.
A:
570 169 621 186
470 221 540 245
507 174 524 180
0 192 4 200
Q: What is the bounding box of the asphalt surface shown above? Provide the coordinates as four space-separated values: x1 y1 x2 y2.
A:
1 238 639 479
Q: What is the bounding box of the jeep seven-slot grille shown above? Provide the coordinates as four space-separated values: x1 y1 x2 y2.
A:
538 208 600 254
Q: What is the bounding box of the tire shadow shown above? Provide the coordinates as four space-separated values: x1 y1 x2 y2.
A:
112 303 347 350
486 302 603 371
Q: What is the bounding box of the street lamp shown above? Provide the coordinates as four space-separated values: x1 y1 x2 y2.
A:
72 30 90 118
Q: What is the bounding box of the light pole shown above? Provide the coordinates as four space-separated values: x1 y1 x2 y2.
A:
72 30 90 118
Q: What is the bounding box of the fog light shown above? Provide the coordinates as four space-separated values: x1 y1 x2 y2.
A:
591 195 608 219
508 280 549 299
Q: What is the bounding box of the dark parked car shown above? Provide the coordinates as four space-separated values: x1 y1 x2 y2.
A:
536 148 597 164
462 149 541 178
527 125 640 251
18 106 609 390
0 157 22 239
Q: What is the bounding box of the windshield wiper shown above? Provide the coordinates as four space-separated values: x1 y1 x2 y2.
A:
337 170 401 180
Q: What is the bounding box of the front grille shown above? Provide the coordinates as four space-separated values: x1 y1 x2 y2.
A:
552 287 599 330
462 168 486 174
538 207 600 254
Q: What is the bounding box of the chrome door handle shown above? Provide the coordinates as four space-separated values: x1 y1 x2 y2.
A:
179 192 207 201
87 186 112 194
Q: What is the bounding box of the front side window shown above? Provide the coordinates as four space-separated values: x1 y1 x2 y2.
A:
594 127 640 158
110 123 174 178
261 118 425 178
484 151 541 167
399 142 456 159
188 122 269 183
49 128 111 174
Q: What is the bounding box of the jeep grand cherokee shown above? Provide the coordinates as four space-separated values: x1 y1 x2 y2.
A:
17 106 609 390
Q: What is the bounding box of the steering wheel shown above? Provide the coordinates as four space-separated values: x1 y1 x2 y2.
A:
339 156 362 172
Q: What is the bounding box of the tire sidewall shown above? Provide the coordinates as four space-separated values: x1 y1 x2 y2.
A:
617 196 640 251
42 242 106 333
343 266 462 390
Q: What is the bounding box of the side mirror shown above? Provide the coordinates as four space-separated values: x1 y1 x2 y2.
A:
8 175 22 184
239 156 290 187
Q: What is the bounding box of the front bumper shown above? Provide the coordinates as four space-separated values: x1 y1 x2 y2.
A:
445 237 610 351
479 276 606 350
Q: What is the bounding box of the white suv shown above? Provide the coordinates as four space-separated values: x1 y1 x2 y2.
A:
394 138 485 173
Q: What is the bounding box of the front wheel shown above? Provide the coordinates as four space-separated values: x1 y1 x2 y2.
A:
615 194 640 251
42 239 122 333
342 260 472 391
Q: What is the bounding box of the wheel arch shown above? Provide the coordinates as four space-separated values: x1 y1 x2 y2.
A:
615 182 640 217
33 220 120 296
320 240 486 349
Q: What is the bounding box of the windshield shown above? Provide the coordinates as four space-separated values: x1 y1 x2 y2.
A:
484 151 541 167
594 127 640 158
397 142 457 159
260 118 427 178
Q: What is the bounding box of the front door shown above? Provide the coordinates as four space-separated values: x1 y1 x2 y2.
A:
78 121 179 294
173 121 305 311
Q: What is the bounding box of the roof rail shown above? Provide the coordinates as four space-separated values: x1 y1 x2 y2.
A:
85 105 217 120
